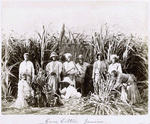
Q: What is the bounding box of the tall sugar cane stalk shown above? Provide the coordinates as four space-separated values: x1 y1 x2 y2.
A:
41 25 46 69
59 23 65 54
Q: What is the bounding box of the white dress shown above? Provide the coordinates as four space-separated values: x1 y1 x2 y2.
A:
46 61 62 91
10 79 30 109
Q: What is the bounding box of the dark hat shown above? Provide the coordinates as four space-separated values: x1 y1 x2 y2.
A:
24 53 29 56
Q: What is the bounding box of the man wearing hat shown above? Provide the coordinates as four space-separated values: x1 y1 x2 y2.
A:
59 77 81 99
46 52 62 92
75 54 90 94
62 53 77 87
92 52 108 94
19 53 35 96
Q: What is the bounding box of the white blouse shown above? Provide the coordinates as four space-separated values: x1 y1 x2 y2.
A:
108 63 122 74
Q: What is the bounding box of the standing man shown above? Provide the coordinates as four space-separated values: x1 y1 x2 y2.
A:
62 53 77 87
92 52 108 94
46 52 62 92
76 54 90 94
19 53 35 96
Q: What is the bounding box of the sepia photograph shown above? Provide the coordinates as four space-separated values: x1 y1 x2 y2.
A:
0 1 149 123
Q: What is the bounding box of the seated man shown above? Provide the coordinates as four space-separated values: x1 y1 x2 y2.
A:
59 77 81 99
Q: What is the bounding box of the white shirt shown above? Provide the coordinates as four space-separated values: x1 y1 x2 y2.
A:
108 63 122 74
19 60 35 79
61 85 81 99
46 61 62 76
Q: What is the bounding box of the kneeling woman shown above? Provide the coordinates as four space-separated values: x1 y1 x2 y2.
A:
59 77 81 99
10 73 31 109
111 70 141 105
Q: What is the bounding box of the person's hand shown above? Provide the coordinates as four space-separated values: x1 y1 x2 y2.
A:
59 88 61 93
123 83 127 87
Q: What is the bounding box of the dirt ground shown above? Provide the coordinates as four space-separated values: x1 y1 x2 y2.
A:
1 97 148 115
1 98 94 115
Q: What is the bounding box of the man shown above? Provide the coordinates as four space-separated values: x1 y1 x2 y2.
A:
92 52 108 94
46 52 62 92
59 77 81 99
76 54 90 94
62 53 77 87
19 53 35 96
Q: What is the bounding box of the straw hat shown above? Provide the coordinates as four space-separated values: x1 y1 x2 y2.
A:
110 54 119 60
77 54 83 59
64 53 72 59
60 77 74 85
50 52 58 58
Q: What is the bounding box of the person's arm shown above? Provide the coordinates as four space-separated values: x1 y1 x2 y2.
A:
46 63 50 75
92 62 95 79
31 62 35 81
59 87 67 94
114 73 122 88
19 63 22 80
61 87 72 99
62 62 66 74
58 62 62 75
71 61 78 75
118 63 122 73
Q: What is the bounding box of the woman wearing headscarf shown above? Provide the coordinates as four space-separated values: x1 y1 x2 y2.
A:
62 53 77 87
46 52 62 92
108 54 122 74
92 52 108 94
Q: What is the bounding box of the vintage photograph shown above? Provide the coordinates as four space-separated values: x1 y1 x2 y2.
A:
1 1 148 117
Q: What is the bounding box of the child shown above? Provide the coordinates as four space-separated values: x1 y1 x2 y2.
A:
10 73 30 109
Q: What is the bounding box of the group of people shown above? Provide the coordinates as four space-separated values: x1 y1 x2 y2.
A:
10 51 141 109
93 52 141 104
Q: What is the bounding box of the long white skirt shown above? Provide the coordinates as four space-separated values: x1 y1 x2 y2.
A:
10 95 28 109
10 80 30 109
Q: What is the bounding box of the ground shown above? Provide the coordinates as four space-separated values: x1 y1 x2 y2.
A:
1 97 148 115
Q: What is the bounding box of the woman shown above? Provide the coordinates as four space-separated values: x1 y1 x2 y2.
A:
111 70 141 104
46 52 62 92
62 53 77 87
92 52 108 94
108 54 122 74
10 73 30 109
